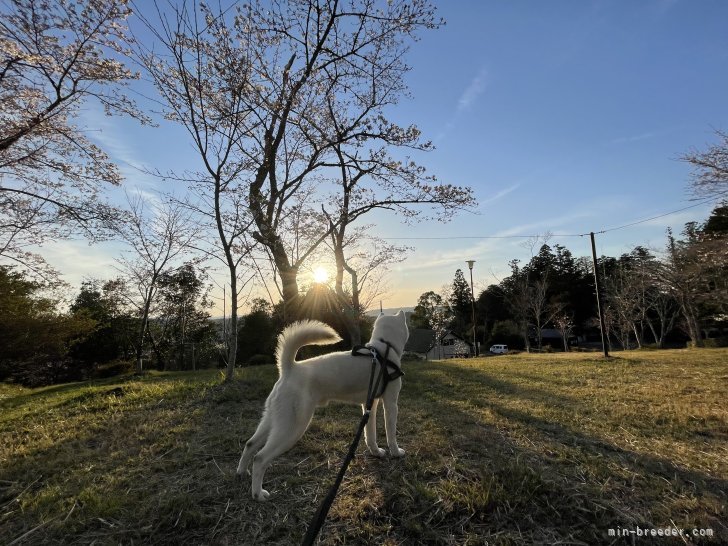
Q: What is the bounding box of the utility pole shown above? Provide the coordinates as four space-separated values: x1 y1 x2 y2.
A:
466 260 478 357
589 232 609 358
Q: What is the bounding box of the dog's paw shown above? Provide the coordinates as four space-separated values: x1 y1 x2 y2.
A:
368 447 387 458
252 489 270 502
390 447 406 458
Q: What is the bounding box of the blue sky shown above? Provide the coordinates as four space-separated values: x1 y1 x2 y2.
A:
37 0 728 311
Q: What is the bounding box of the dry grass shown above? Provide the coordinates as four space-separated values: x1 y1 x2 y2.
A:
1 349 726 544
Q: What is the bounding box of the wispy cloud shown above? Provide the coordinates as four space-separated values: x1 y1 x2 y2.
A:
82 108 143 169
610 132 657 145
393 207 597 274
478 183 520 207
655 0 681 14
80 106 161 189
490 209 594 238
436 66 488 142
457 67 488 113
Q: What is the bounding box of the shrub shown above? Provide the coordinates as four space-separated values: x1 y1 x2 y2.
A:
10 358 91 388
93 359 134 379
247 354 274 366
703 337 728 348
402 352 424 361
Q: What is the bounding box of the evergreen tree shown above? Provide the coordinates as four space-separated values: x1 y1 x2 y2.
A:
237 298 277 365
449 269 473 338
70 280 132 364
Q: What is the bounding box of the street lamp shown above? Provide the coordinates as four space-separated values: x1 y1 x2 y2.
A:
466 260 477 357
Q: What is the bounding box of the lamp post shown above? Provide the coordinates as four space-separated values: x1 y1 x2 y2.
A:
466 260 477 357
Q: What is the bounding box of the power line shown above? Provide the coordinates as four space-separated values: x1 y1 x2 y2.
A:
379 192 727 241
380 233 585 240
596 192 727 234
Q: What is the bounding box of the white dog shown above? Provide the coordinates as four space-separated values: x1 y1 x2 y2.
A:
237 311 410 501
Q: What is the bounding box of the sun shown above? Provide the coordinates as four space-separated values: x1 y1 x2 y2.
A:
313 266 330 284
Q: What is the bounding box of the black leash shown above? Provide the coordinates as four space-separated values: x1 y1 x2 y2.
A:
300 343 399 546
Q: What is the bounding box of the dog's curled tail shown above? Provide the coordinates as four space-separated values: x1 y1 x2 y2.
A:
276 320 342 377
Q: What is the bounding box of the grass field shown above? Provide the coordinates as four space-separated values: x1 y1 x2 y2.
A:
1 349 727 545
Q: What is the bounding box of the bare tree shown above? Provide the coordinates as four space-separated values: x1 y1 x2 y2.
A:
321 118 473 341
623 254 679 349
0 0 147 271
604 267 642 350
222 0 454 321
430 304 454 360
503 260 532 352
682 130 728 197
115 192 197 374
553 312 574 352
324 221 409 344
241 0 446 321
528 273 564 350
600 308 616 352
663 228 704 347
644 285 679 348
504 235 555 351
134 2 260 379
0 193 64 281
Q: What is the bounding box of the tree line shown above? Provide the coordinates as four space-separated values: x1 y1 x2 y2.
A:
0 262 373 386
411 203 728 353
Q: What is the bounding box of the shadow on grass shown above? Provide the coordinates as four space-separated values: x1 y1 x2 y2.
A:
360 360 728 544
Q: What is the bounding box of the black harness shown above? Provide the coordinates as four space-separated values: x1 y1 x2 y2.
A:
352 338 405 404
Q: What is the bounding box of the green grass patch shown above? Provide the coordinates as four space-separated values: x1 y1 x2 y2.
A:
1 349 726 544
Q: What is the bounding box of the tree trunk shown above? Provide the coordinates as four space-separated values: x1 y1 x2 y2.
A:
646 319 661 348
332 241 361 346
135 319 146 374
146 328 165 370
265 235 300 324
224 273 238 381
521 324 530 353
631 322 642 349
683 304 703 347
135 286 155 375
280 264 300 324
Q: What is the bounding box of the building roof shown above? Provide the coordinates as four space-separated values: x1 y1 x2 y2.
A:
405 328 436 354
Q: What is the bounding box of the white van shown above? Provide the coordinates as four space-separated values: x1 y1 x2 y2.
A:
489 344 509 354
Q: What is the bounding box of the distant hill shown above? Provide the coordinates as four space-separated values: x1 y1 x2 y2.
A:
365 307 414 317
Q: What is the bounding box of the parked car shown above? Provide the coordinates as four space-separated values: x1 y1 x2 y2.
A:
489 344 509 354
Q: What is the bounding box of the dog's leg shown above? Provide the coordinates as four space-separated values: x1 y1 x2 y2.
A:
237 414 271 477
250 401 314 501
363 399 386 457
382 379 405 457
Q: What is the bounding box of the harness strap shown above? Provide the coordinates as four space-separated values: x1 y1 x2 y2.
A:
352 341 404 401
